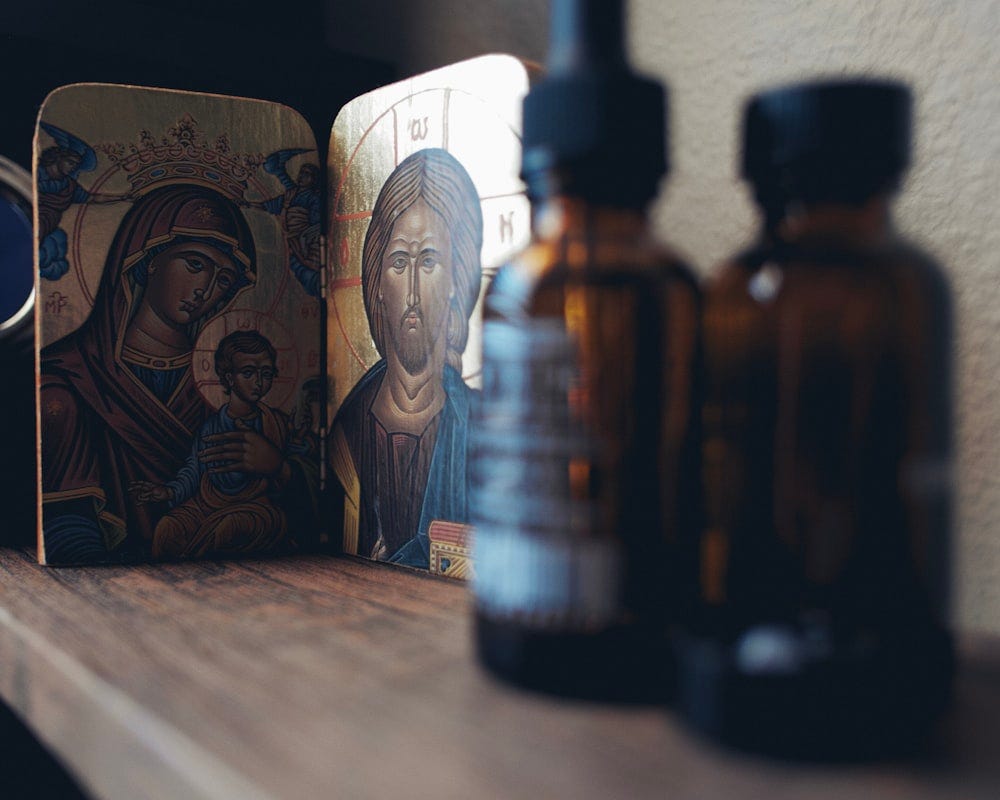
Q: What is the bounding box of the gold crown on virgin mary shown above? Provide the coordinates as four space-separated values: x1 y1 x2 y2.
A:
98 115 265 199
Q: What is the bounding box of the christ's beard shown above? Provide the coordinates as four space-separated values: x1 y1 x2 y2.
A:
392 307 432 375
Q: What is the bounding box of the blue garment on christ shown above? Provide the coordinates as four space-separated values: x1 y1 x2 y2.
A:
333 362 475 570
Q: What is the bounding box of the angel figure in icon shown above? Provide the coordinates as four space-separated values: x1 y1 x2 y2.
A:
245 148 322 297
36 122 130 280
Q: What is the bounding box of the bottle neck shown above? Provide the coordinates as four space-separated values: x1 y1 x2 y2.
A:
761 194 895 248
532 194 650 244
548 0 626 73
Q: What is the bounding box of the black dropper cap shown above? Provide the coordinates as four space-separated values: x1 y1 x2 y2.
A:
743 79 912 209
521 0 667 208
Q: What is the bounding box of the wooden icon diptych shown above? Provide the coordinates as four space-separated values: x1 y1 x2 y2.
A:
33 56 533 573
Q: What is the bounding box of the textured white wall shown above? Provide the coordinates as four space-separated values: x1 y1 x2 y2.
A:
329 0 1000 634
326 0 547 72
631 0 1000 634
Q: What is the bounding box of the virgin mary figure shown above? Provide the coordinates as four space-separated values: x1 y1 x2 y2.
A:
40 184 257 563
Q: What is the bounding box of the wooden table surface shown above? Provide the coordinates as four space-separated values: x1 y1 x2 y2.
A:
1 546 998 800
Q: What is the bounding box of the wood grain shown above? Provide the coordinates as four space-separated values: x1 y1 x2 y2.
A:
1 546 998 800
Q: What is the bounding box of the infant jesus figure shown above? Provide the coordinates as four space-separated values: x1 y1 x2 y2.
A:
132 330 307 558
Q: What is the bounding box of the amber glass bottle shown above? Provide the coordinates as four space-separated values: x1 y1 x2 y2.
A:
679 81 953 756
471 0 701 701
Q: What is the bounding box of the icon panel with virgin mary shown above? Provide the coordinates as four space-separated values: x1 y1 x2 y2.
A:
36 84 323 564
